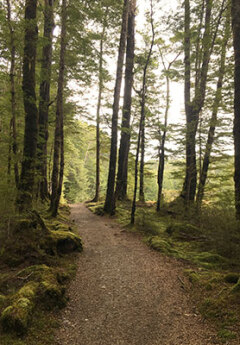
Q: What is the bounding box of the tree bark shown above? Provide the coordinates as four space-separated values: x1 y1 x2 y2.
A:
182 0 213 205
37 0 55 201
104 0 129 214
50 0 67 217
157 73 170 212
232 0 240 219
115 0 136 201
92 12 108 202
6 0 19 187
131 120 141 224
16 0 38 212
196 6 230 210
139 0 155 202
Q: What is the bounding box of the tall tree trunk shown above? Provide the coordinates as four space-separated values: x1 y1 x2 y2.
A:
139 0 155 202
16 0 38 212
6 0 19 187
232 0 240 219
182 0 214 205
196 6 230 210
92 13 108 202
37 0 55 201
104 0 129 214
131 121 141 224
157 75 170 212
115 0 136 201
50 0 67 217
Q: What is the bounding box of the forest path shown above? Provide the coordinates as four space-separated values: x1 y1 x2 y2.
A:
55 203 219 345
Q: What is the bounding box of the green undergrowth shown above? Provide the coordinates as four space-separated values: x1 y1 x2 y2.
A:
88 200 240 343
0 204 82 344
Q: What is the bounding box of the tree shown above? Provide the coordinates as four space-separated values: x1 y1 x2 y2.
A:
182 0 225 206
156 48 180 212
50 0 67 217
37 0 55 201
6 0 19 187
196 3 231 211
232 0 240 219
115 0 136 201
104 0 129 214
138 0 155 202
16 0 38 212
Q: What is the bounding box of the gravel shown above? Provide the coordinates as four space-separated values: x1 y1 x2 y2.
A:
55 204 221 345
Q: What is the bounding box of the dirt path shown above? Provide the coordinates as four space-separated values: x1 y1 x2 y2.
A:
55 204 219 345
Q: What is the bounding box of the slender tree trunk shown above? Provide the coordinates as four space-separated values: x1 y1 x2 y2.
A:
232 0 240 219
92 15 108 202
104 0 129 214
6 0 19 187
196 7 230 210
37 0 55 201
115 0 136 201
131 121 142 224
139 0 155 202
157 76 170 211
16 0 38 212
50 0 67 217
182 0 213 205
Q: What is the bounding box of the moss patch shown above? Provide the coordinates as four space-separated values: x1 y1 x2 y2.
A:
166 223 204 241
147 237 176 255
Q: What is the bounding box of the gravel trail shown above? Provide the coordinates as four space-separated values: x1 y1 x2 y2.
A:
55 203 220 345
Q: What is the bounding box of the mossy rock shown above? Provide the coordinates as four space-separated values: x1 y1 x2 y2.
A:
47 230 83 255
38 281 66 310
47 221 71 232
148 237 175 254
166 223 203 241
1 298 33 335
16 265 67 310
0 282 37 335
224 273 239 284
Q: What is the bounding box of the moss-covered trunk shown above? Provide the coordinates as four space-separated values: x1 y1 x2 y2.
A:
16 0 38 212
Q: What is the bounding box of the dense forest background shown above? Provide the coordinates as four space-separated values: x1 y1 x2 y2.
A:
0 0 239 222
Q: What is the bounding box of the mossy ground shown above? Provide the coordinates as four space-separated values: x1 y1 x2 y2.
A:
0 204 81 344
88 200 240 343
